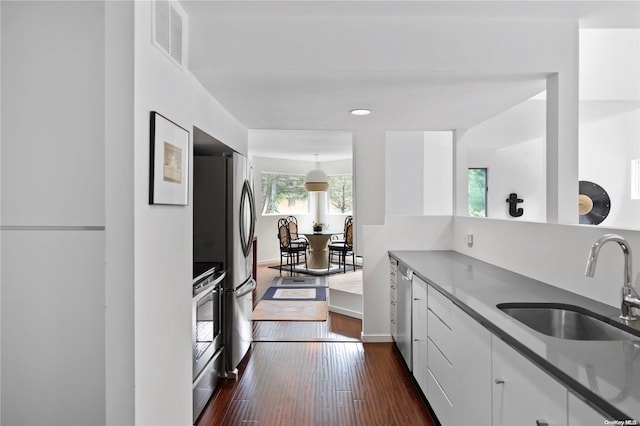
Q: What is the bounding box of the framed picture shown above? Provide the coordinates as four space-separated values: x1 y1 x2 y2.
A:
149 111 190 205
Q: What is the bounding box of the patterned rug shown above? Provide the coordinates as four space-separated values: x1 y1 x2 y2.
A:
271 276 328 287
253 277 328 321
261 286 327 301
252 300 328 321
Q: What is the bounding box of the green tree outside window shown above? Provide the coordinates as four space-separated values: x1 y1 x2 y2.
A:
261 172 308 215
468 168 487 217
328 175 353 214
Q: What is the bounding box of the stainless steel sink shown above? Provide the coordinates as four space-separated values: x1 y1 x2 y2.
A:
497 303 640 341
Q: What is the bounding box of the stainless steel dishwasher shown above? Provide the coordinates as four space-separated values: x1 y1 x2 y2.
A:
396 262 413 371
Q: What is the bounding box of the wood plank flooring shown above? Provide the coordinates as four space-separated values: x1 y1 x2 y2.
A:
197 342 435 426
195 263 436 426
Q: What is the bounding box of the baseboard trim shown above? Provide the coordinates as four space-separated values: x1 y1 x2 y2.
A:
328 305 362 319
360 333 393 343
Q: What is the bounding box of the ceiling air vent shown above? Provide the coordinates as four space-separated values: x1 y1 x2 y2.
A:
153 0 187 68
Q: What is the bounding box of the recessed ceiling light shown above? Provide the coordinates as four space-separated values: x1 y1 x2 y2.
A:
350 109 371 116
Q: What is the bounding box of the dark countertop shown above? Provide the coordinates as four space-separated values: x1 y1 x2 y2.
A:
389 250 640 421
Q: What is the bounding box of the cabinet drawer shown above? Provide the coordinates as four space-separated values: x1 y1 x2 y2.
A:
427 368 453 426
427 308 452 358
428 285 453 329
492 336 567 426
427 337 454 404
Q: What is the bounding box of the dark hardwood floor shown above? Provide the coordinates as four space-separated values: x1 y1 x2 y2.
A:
196 263 436 426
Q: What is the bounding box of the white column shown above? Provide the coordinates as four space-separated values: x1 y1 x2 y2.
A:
546 72 579 224
353 129 386 250
453 129 469 217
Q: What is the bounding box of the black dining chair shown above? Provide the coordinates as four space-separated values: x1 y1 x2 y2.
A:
328 216 354 273
277 218 308 275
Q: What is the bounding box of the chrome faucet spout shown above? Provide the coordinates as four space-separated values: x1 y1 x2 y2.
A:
585 234 639 321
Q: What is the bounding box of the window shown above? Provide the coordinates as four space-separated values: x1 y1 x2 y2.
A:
468 168 487 217
260 172 308 215
327 175 353 214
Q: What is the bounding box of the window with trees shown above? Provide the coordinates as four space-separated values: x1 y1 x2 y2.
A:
260 172 308 215
327 175 353 214
468 168 487 217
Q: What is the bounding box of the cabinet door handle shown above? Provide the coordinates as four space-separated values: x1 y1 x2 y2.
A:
494 378 505 384
535 421 548 426
413 298 421 301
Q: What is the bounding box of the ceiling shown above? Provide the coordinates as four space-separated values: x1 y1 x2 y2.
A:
180 1 640 160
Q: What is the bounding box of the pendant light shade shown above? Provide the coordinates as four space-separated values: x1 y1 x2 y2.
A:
304 154 329 192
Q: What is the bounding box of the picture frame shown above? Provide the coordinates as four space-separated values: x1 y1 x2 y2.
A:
149 111 190 205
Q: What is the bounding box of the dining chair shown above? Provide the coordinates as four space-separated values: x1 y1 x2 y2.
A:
285 215 309 250
277 218 308 275
328 216 354 273
328 215 352 245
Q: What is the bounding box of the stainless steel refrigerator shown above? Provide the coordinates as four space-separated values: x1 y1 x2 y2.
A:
193 151 256 376
224 152 256 374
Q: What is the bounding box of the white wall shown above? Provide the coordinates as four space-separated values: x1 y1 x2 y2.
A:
468 139 546 222
133 1 247 425
386 132 424 215
105 2 135 425
386 131 453 216
361 216 453 341
354 130 386 256
453 217 640 310
580 108 640 229
577 29 640 230
252 156 352 263
1 2 107 425
424 132 453 215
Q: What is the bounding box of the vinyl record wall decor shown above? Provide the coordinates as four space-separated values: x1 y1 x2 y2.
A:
149 111 190 205
579 180 611 225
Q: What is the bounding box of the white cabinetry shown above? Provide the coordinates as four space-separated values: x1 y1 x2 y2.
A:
568 393 607 426
412 276 429 392
426 286 492 425
390 258 398 339
492 336 567 426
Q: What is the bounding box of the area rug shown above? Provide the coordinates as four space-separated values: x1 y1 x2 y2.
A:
252 300 328 321
271 276 328 287
261 286 327 301
268 263 361 276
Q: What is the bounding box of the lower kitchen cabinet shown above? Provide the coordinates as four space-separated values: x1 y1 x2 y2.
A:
412 276 429 392
492 336 567 426
390 254 625 426
390 258 398 339
426 286 492 426
568 393 607 425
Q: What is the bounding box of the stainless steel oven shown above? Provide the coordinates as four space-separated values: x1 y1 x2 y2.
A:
192 265 225 423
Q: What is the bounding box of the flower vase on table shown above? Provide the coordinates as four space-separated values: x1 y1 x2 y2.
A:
312 222 325 234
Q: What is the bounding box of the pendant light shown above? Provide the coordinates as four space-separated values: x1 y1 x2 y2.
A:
304 154 329 192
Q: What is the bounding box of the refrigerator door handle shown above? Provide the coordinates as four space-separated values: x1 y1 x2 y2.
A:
239 179 256 258
236 278 257 298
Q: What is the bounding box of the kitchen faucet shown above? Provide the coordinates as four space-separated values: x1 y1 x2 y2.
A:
585 234 640 321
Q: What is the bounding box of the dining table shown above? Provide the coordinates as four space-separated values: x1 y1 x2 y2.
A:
299 230 338 269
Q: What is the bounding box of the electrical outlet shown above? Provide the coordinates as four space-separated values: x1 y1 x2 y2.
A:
465 233 474 248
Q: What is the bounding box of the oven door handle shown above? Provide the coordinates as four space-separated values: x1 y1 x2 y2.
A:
193 282 220 304
193 271 226 303
236 278 257 298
